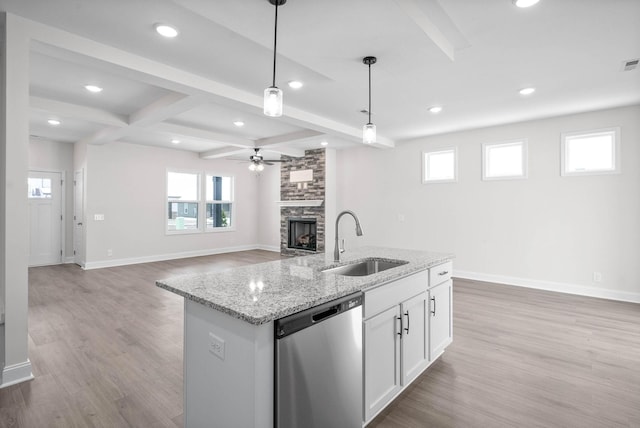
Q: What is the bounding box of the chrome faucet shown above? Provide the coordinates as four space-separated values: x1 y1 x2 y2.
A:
334 210 364 262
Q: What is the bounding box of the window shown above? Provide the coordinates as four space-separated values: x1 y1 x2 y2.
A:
206 175 233 229
482 139 528 180
166 171 235 233
423 148 457 183
167 171 200 231
561 127 620 176
28 177 52 198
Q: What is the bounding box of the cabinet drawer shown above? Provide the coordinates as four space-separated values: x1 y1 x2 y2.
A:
364 270 428 319
429 261 452 286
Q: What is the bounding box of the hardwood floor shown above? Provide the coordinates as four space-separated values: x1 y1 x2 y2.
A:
1 255 639 427
0 250 282 428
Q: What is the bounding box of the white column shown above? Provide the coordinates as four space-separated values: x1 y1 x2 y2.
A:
0 12 33 388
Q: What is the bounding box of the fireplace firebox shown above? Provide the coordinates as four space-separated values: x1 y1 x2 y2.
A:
288 218 317 251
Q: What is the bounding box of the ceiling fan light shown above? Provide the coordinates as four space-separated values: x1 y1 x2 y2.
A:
264 86 283 117
257 163 265 172
249 163 257 171
363 123 376 144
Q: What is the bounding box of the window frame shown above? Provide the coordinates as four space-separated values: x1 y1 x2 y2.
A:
166 169 236 235
482 139 528 181
422 147 458 184
560 127 621 177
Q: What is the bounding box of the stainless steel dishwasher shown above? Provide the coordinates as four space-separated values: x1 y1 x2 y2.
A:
275 292 363 428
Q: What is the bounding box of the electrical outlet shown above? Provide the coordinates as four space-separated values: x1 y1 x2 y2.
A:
209 332 225 360
107 249 113 257
94 214 105 221
593 272 602 282
398 213 405 222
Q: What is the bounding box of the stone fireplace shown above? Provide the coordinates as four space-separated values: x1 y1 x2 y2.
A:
280 149 326 256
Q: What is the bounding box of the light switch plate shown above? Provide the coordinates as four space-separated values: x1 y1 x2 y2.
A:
209 332 225 360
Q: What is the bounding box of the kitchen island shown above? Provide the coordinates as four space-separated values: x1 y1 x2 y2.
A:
156 247 453 427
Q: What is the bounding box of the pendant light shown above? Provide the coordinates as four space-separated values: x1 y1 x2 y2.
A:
264 0 286 117
362 56 377 144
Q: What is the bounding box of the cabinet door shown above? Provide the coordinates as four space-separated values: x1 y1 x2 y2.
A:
401 292 429 385
429 279 453 360
364 305 401 422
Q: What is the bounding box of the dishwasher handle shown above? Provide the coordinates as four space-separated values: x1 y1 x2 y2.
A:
312 306 339 323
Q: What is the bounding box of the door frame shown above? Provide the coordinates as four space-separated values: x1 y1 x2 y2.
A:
73 169 85 267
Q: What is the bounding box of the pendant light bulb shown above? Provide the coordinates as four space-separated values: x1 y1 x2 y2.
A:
363 123 376 144
264 86 283 117
249 163 257 171
264 0 286 117
257 163 265 172
362 56 377 145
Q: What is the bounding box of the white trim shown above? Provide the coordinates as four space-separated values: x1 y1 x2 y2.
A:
276 200 324 207
82 245 269 270
1 360 34 389
422 147 458 184
560 127 621 176
64 256 75 264
454 270 640 303
482 139 528 180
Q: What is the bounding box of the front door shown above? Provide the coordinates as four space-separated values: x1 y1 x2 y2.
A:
73 170 85 266
28 170 63 266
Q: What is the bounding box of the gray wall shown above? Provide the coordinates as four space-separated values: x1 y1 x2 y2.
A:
336 105 640 301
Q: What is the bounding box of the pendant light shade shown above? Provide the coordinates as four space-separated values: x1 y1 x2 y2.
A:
264 86 283 117
363 123 376 144
264 0 286 117
362 56 377 144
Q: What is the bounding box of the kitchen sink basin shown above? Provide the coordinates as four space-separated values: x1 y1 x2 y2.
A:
322 258 408 277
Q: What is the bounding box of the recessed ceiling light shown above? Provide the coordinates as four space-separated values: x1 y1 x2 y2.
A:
154 23 179 38
519 87 536 95
171 139 180 145
428 106 443 114
512 0 540 8
288 80 303 89
320 141 328 146
47 119 61 126
84 84 103 93
233 121 245 127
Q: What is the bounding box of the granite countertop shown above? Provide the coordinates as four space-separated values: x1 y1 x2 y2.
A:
155 246 454 325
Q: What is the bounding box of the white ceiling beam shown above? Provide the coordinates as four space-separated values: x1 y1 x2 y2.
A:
255 130 324 147
128 93 205 126
199 147 251 159
154 123 254 148
394 0 456 61
30 96 127 127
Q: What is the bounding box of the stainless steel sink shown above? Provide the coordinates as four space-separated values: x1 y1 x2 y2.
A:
322 258 408 277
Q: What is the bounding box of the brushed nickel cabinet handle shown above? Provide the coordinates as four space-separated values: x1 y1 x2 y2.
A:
431 297 436 316
404 311 410 335
438 270 449 276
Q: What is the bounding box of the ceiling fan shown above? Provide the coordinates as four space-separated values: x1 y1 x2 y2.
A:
248 148 285 171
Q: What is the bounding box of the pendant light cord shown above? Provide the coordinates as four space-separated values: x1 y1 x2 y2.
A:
368 63 372 124
272 1 279 88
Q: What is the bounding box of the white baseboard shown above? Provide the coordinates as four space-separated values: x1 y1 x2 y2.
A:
64 256 75 264
83 245 276 270
1 360 34 389
454 270 640 304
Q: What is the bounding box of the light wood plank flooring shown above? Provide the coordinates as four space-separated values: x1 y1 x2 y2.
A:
1 253 639 427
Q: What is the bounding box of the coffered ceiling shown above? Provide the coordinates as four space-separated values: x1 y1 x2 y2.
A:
2 0 639 160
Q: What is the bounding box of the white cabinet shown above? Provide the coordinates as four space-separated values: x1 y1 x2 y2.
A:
400 292 429 385
363 261 453 425
429 279 452 360
363 305 401 420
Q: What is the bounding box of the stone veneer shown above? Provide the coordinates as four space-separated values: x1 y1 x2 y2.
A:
280 149 326 256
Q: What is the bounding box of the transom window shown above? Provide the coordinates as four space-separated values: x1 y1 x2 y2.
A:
167 170 234 233
482 139 528 180
423 148 457 183
561 127 620 176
